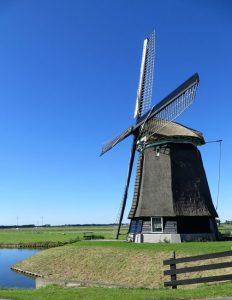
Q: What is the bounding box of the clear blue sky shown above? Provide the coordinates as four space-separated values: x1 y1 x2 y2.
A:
0 0 231 225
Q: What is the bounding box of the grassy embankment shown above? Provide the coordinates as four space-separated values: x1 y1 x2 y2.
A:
14 240 232 289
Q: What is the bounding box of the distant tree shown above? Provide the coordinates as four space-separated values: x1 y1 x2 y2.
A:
216 219 221 225
225 220 232 224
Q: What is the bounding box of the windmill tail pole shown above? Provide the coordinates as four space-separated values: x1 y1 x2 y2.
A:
115 136 137 239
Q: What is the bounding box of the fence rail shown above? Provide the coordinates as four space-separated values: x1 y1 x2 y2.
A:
163 250 232 288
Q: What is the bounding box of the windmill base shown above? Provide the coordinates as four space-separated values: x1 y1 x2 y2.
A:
127 217 220 243
127 232 218 243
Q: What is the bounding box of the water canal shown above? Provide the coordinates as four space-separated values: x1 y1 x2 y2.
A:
0 248 40 288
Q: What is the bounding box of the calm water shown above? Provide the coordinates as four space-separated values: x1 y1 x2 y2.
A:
0 248 40 289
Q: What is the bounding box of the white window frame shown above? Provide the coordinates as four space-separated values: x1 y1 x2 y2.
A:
151 217 163 233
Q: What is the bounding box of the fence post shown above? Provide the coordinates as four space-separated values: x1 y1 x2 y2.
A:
170 251 177 289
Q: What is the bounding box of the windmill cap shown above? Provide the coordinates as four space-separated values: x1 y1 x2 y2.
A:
144 120 205 145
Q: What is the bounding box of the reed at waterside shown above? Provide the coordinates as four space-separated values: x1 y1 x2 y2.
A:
0 237 81 249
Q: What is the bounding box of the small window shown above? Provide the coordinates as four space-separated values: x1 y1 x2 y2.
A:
151 217 163 232
155 146 160 157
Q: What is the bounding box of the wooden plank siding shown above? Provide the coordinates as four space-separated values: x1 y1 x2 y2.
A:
141 218 177 234
142 220 151 232
163 220 177 234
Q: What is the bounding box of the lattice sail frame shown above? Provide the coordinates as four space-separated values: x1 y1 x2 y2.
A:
101 32 155 156
140 82 198 141
134 31 155 119
101 126 133 156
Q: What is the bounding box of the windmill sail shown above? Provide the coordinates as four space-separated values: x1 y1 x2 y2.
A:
101 31 155 157
136 73 199 140
134 31 155 119
114 136 137 239
100 126 133 156
114 31 155 239
144 81 198 139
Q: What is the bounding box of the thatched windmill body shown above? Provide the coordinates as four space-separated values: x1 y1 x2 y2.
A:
101 32 219 243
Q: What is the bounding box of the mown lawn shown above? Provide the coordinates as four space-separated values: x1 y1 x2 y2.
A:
73 239 232 253
1 283 232 300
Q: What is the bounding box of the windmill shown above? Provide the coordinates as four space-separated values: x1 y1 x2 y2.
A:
101 31 219 243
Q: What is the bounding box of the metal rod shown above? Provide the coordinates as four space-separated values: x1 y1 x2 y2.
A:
204 139 223 210
216 140 222 210
205 139 223 144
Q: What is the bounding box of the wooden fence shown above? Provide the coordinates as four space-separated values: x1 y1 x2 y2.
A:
163 250 232 289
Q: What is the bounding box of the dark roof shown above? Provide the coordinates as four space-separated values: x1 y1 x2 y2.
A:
142 120 205 145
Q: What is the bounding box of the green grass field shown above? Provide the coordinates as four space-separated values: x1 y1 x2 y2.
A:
219 223 232 237
0 225 128 246
0 223 228 245
1 282 232 300
1 224 232 299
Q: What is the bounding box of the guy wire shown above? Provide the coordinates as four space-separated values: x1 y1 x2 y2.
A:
205 139 222 211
